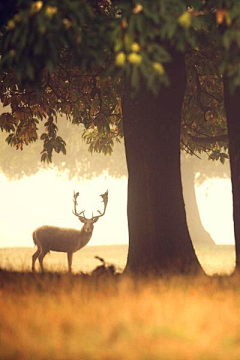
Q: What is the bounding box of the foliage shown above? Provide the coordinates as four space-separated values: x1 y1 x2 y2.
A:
182 42 228 163
0 121 127 180
205 1 240 91
1 0 240 164
0 58 123 162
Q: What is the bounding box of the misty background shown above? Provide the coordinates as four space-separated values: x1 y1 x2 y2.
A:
0 116 234 249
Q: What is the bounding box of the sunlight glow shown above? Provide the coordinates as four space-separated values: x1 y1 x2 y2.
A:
0 170 235 248
0 170 128 248
195 178 234 245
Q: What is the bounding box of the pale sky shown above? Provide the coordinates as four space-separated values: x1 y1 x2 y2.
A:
0 169 235 248
195 177 234 245
0 170 128 248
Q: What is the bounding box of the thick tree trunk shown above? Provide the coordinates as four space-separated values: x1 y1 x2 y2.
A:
181 162 216 247
122 52 203 275
223 79 240 271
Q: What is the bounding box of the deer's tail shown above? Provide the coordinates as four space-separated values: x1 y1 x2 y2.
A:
32 231 37 246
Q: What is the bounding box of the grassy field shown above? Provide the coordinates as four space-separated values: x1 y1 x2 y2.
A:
0 244 235 275
0 245 128 274
0 244 239 360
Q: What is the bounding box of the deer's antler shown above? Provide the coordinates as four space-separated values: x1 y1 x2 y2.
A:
92 190 108 222
73 190 108 222
72 191 86 221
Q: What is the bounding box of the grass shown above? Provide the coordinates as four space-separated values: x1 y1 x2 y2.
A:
0 245 127 273
0 246 239 360
0 244 236 275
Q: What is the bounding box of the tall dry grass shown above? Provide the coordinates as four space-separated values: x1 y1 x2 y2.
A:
1 269 240 360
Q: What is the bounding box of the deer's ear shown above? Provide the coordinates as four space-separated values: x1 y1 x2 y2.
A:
92 218 99 223
78 217 86 223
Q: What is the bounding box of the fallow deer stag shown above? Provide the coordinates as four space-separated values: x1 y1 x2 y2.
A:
32 190 108 273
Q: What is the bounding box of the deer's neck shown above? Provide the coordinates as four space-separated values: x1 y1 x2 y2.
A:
78 228 93 249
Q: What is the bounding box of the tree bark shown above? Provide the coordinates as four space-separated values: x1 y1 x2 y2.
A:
223 78 240 271
122 52 203 275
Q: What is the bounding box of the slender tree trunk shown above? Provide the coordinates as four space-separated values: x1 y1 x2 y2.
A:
181 161 216 247
223 78 240 271
122 52 203 275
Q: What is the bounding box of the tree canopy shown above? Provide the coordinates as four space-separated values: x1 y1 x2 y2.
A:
1 0 237 163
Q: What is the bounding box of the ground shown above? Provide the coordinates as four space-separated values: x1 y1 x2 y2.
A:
0 244 238 360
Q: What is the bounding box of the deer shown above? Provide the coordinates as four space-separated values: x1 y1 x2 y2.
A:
32 190 108 273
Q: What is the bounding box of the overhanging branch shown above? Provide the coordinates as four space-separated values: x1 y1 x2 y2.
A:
189 133 228 144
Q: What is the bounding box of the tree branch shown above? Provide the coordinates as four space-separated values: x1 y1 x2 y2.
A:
189 133 228 144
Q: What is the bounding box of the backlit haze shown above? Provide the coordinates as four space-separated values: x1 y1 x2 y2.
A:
0 170 128 248
0 167 235 248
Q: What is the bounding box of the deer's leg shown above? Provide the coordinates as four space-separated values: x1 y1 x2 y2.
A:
32 248 40 272
38 249 48 273
67 252 73 273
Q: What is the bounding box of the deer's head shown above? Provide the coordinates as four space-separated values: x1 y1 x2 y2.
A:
72 191 108 233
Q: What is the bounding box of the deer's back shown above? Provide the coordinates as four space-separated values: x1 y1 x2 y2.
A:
33 225 83 253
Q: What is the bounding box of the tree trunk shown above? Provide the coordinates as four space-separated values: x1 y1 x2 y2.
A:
181 160 216 247
223 78 240 271
122 52 203 275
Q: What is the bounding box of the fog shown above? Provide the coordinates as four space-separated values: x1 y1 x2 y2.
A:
194 177 234 245
0 122 235 248
0 165 234 248
0 170 128 247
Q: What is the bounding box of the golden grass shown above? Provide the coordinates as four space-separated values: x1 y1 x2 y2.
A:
0 244 236 275
0 245 238 360
0 245 127 273
1 269 240 360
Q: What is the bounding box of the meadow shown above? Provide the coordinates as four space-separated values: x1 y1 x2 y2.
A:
1 244 240 360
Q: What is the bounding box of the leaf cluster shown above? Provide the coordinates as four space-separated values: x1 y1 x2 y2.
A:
2 0 240 163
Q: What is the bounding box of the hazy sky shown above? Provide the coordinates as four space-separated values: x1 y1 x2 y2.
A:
195 177 234 245
0 168 235 248
0 170 128 248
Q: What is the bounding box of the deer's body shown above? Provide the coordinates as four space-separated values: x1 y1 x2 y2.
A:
33 225 92 253
32 191 108 273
